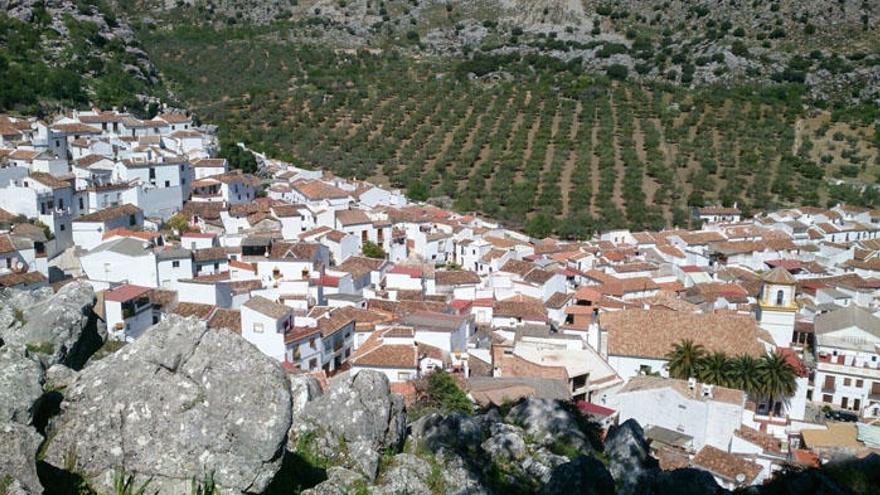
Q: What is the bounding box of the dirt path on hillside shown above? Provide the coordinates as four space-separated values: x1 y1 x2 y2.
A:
560 100 583 217
469 92 514 181
515 101 545 181
609 89 625 207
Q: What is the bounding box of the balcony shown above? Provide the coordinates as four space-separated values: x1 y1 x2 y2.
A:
817 361 880 379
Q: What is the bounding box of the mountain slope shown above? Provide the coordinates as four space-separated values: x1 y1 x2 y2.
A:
119 0 879 103
0 0 163 114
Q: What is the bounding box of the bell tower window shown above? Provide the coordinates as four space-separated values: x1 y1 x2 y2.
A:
775 289 784 306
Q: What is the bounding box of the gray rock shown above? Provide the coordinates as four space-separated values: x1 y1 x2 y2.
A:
437 450 490 495
301 466 367 495
2 478 33 495
288 372 323 417
0 286 51 332
521 447 570 484
537 455 615 495
0 421 42 494
371 453 432 495
506 398 591 452
45 363 78 392
42 316 292 494
0 345 44 424
482 430 527 462
605 418 657 494
411 411 486 455
2 281 100 369
290 370 405 480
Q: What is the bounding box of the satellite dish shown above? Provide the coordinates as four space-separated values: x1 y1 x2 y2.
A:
11 259 28 274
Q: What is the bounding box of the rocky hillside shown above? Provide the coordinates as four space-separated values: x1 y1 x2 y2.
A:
2 285 879 494
116 0 879 104
0 0 163 114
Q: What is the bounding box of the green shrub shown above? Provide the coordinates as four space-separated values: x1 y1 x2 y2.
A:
25 341 55 355
606 64 628 80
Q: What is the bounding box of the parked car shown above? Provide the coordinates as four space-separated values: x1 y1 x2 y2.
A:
825 409 859 422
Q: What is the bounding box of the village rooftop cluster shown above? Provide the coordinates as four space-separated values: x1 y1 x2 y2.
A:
1 109 880 489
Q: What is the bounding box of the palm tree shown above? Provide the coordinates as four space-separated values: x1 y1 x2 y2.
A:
665 339 707 380
757 352 797 419
696 352 733 387
730 355 763 397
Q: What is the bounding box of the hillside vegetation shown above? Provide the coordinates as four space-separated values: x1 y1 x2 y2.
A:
0 1 163 115
121 0 879 104
140 23 879 236
2 1 879 235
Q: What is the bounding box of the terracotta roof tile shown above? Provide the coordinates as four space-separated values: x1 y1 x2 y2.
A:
692 445 761 485
243 296 292 320
602 309 766 359
207 308 241 334
74 204 141 223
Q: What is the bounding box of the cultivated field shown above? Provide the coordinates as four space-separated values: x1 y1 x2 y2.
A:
143 26 879 236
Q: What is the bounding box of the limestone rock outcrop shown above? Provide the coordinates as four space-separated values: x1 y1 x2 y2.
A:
289 370 406 480
41 316 292 494
1 281 100 369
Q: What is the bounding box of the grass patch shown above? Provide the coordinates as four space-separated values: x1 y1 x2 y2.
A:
26 341 55 355
88 339 126 362
0 475 14 495
12 308 26 326
548 439 581 460
425 456 445 495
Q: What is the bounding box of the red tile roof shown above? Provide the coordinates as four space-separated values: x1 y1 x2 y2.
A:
104 284 152 302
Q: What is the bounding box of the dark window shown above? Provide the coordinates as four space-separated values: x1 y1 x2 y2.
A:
129 214 136 226
172 261 180 268
149 168 156 180
59 224 65 231
775 290 784 305
213 262 219 270
165 180 170 188
78 197 84 209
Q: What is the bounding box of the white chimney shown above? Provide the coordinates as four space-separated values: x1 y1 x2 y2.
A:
702 384 714 399
688 377 697 390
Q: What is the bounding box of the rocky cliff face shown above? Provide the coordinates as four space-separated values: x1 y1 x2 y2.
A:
112 0 878 103
2 285 879 494
0 287 295 494
42 315 292 493
0 282 99 494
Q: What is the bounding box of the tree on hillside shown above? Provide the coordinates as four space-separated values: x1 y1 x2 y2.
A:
665 339 707 380
525 212 556 239
425 370 472 414
362 241 386 259
406 180 429 201
219 139 258 173
164 213 195 235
